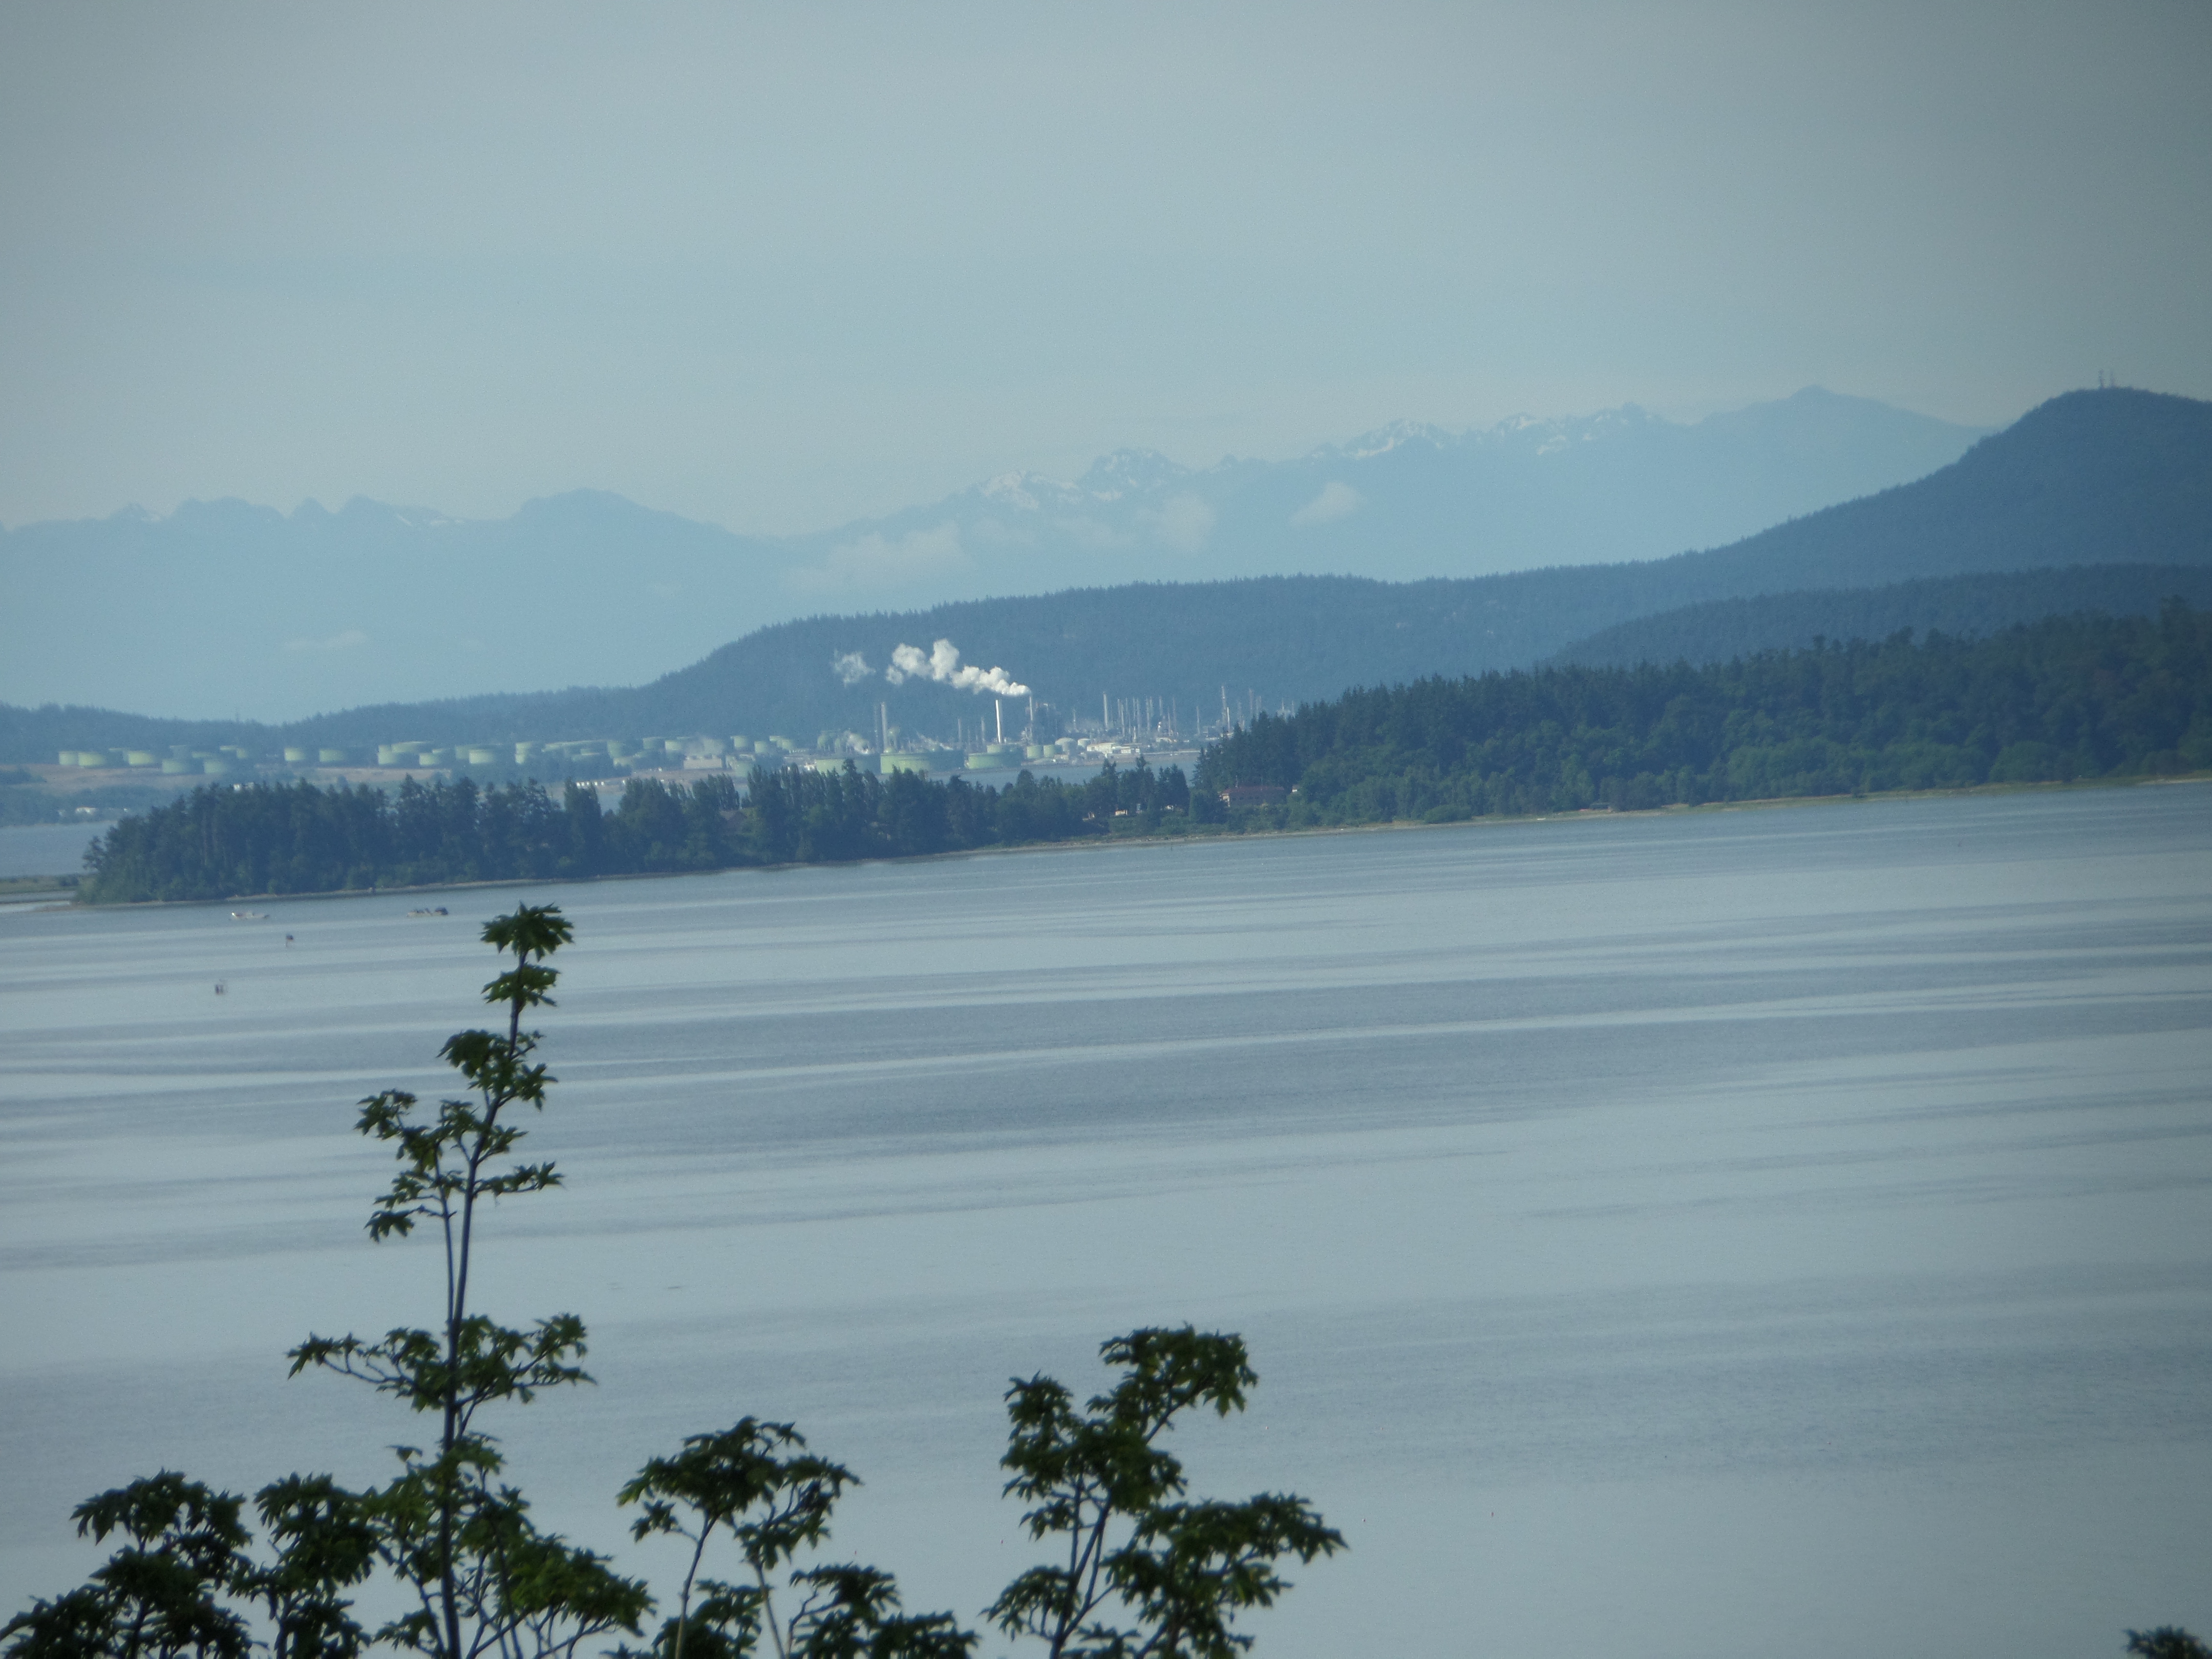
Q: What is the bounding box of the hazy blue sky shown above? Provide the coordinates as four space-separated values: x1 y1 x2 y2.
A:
2 2 2206 534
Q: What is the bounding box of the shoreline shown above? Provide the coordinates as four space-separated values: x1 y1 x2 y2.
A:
28 768 2209 914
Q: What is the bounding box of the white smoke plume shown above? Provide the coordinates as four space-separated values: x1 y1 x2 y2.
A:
831 650 872 686
883 639 1029 697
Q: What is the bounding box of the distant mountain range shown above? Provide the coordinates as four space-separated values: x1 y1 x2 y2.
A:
6 388 2206 768
0 387 1985 721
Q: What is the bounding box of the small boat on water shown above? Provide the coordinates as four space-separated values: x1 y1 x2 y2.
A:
230 909 269 921
407 906 450 917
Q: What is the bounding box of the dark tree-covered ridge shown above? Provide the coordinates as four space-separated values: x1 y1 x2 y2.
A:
1195 602 2212 823
78 765 1197 904
1548 562 2212 672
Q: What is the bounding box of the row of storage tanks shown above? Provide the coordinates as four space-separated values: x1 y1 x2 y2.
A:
960 740 1078 770
877 740 1077 775
57 745 350 774
375 742 519 768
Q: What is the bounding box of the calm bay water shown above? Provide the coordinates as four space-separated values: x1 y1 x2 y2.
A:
3 786 2208 1656
0 821 106 879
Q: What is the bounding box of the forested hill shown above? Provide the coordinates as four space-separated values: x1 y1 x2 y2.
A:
1660 387 2211 594
1194 603 2212 822
1549 563 2212 670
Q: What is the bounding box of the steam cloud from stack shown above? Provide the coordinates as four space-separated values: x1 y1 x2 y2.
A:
883 639 1029 698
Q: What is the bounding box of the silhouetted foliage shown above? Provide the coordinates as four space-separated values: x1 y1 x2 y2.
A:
2128 1631 2211 1659
615 1421 976 1659
988 1330 1344 1658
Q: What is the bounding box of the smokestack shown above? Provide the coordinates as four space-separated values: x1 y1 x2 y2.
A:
995 698 1003 745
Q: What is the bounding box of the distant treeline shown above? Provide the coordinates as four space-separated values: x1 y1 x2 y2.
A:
79 763 1199 903
1196 602 2212 821
72 604 2212 901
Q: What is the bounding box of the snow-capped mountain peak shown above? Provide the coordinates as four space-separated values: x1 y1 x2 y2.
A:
1075 448 1189 499
977 471 1047 510
1323 420 1456 461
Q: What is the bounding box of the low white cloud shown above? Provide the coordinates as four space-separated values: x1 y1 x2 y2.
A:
1139 492 1215 552
790 522 970 592
283 628 369 653
1291 481 1362 525
831 650 872 685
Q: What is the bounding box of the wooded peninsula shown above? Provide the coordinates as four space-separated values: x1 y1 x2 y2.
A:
78 605 2211 904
